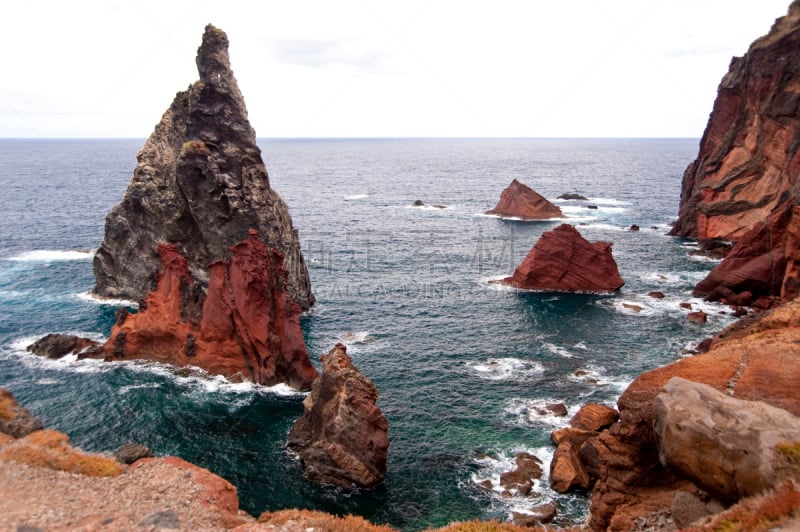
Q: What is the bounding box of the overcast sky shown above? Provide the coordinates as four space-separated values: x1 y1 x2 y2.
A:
0 0 792 138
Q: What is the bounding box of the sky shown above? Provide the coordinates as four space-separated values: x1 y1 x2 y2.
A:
0 0 793 138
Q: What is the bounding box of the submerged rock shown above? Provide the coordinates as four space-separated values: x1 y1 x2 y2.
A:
671 4 800 242
92 24 313 311
485 179 563 220
87 232 317 390
287 344 389 488
557 193 589 201
497 224 624 293
26 333 100 359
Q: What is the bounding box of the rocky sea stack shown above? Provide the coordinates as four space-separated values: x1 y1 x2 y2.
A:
76 25 317 389
485 179 563 220
93 24 313 311
287 344 389 489
497 224 624 293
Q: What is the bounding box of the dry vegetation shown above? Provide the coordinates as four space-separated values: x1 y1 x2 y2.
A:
0 429 124 477
684 481 800 532
258 508 396 531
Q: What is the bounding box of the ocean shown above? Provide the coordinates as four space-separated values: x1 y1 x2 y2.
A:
0 138 730 530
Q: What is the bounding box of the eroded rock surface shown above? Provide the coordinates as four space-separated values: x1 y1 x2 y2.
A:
93 24 313 310
88 232 317 389
485 179 563 220
671 4 800 242
653 377 800 502
287 344 388 488
498 224 624 293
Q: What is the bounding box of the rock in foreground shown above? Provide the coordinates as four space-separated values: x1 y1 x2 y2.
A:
653 377 800 503
486 179 563 220
287 344 389 489
0 389 43 439
671 4 800 242
498 224 624 293
93 24 313 310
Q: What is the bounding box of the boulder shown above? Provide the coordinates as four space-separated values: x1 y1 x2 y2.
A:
0 388 43 438
569 403 619 432
670 4 800 243
26 333 100 359
549 428 597 493
287 344 389 488
512 502 557 527
485 179 563 220
114 443 153 465
686 310 708 323
92 24 313 311
499 452 543 496
498 224 624 293
87 232 317 390
557 193 589 201
648 291 665 299
653 377 800 502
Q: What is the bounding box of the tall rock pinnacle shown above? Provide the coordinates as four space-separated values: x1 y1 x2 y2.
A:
93 24 314 311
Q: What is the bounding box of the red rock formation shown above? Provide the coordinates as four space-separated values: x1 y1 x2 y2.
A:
579 297 800 530
93 230 317 390
671 5 800 242
287 344 389 489
694 200 800 305
498 224 624 293
485 179 563 220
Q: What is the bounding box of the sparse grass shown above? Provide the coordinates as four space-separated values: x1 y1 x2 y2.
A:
777 442 800 464
0 429 124 477
683 481 800 532
0 390 16 421
259 508 396 532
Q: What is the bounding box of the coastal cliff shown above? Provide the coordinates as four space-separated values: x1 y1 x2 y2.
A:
671 2 800 242
93 24 314 311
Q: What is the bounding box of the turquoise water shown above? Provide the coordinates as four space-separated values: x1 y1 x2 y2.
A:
0 138 728 529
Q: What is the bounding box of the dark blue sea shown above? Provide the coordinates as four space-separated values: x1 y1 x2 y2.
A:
0 138 729 530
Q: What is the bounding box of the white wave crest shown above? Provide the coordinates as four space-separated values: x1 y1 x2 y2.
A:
75 291 139 308
467 357 544 381
8 250 93 262
502 397 574 428
344 194 369 200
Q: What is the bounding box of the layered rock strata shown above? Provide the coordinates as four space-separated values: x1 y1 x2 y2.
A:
485 179 563 220
671 4 800 242
497 224 624 293
287 344 389 488
88 231 317 389
93 24 313 311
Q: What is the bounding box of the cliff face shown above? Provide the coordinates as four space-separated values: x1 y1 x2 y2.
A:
485 179 564 220
93 24 314 311
671 3 800 242
94 231 317 390
287 344 389 489
498 224 624 293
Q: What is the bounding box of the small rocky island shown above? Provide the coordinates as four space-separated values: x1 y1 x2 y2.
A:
485 179 564 220
496 224 624 293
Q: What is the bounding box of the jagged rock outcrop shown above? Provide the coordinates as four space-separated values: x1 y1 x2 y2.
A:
577 297 800 530
26 333 100 359
496 224 624 293
287 344 389 489
694 200 800 305
549 404 618 494
671 3 800 242
485 179 563 220
0 389 43 439
653 377 800 503
86 231 317 389
92 24 313 311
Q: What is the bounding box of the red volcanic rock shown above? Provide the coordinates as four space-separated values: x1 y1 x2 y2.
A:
694 201 800 305
581 297 800 530
499 224 624 293
485 179 563 220
686 310 708 323
569 403 619 432
287 344 389 488
93 231 317 390
671 5 800 242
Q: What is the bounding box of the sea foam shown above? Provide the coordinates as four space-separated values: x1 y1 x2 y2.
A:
8 250 93 262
